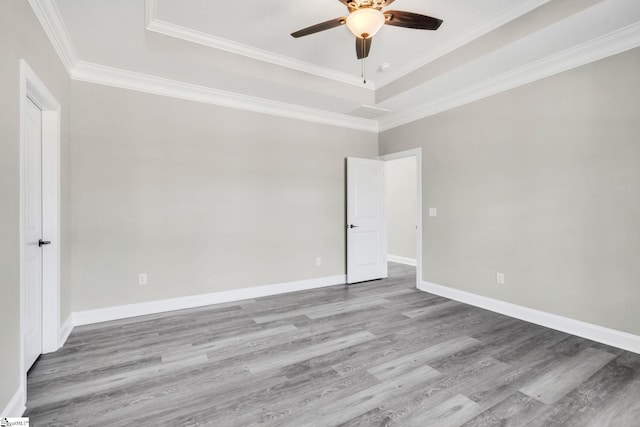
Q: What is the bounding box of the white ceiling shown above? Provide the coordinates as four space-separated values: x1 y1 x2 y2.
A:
45 0 640 131
152 0 523 82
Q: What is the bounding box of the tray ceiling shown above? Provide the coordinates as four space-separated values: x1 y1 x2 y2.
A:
41 0 640 131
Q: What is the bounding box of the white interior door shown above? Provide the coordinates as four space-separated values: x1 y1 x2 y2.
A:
23 97 44 370
347 157 388 284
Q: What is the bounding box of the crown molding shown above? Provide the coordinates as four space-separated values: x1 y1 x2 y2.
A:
374 0 551 88
144 0 156 28
378 21 640 132
145 0 368 89
72 61 379 132
27 0 640 134
27 0 79 75
27 0 376 131
144 0 551 91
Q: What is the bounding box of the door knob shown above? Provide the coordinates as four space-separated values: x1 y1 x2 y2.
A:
348 224 359 229
39 239 51 247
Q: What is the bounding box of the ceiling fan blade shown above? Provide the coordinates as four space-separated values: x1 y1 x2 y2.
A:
384 0 397 6
356 37 372 59
291 17 346 38
384 10 443 30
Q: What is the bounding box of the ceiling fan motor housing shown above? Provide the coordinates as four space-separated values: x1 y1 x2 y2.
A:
347 0 388 10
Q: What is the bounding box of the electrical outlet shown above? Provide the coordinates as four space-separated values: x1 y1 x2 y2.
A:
138 273 148 285
496 272 505 285
316 257 322 266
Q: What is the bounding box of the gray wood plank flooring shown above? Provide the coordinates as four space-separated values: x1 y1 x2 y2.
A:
25 263 640 426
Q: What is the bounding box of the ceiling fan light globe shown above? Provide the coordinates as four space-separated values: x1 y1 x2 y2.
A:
346 8 385 39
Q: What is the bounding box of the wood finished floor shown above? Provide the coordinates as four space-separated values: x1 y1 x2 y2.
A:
26 263 640 426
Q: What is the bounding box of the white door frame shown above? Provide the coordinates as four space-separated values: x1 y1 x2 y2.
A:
19 59 61 393
379 148 423 289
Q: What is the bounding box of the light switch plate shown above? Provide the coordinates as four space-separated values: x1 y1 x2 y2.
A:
429 208 437 217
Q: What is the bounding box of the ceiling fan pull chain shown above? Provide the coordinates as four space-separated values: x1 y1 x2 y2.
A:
362 58 367 84
361 40 367 84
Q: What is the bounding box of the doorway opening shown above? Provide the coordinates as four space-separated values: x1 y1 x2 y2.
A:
19 59 62 401
380 149 422 288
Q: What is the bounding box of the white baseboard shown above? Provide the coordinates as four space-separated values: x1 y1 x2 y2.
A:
420 281 640 355
72 274 347 326
387 255 417 266
59 314 74 347
1 385 25 418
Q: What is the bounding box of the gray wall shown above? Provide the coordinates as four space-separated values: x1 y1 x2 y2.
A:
0 0 71 413
380 48 640 336
385 157 417 260
69 82 377 311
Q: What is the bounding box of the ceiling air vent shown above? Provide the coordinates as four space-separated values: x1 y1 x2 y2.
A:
347 105 391 119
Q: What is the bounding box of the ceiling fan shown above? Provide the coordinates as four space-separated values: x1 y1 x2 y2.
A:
291 0 443 65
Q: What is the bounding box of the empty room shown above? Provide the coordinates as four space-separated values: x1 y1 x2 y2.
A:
2 0 640 425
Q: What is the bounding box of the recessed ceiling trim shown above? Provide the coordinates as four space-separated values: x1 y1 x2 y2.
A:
27 0 78 75
145 0 551 91
378 21 640 131
375 0 552 88
72 61 379 133
26 0 640 134
29 0 377 131
145 0 368 89
144 0 156 28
